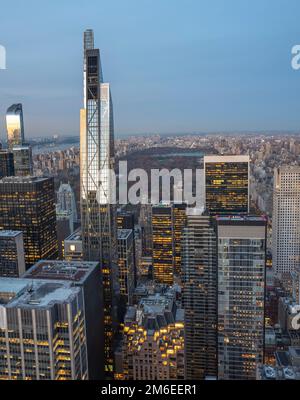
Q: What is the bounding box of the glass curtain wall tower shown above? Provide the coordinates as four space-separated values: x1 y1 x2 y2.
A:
182 211 217 380
6 104 33 176
80 29 118 376
204 155 250 215
216 215 266 380
6 104 25 150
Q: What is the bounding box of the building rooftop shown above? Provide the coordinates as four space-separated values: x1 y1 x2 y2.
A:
204 154 250 163
0 279 28 299
118 229 132 240
6 103 22 114
257 365 300 380
23 260 98 283
0 277 80 308
0 230 23 238
126 286 183 332
11 145 30 150
152 202 172 208
0 176 49 184
216 215 267 223
65 228 82 242
276 351 291 367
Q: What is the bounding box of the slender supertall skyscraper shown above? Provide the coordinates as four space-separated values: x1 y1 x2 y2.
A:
80 29 118 376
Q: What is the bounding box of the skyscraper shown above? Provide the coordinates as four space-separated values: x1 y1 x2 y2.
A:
152 204 174 284
56 182 78 230
272 166 300 279
182 211 217 380
0 230 25 277
139 203 153 257
204 155 250 214
11 145 33 176
0 150 14 179
173 202 187 277
80 29 118 375
6 104 24 150
56 183 78 258
23 260 104 379
117 229 135 306
6 104 33 176
116 286 185 380
216 215 266 380
117 208 137 287
0 176 58 269
56 211 73 259
0 278 88 380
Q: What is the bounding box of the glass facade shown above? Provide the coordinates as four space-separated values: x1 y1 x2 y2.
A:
182 214 217 379
173 202 187 277
0 177 58 269
217 216 266 380
11 146 33 177
0 151 14 179
80 30 118 376
204 156 249 214
6 104 25 150
0 231 25 277
117 229 134 306
152 204 174 284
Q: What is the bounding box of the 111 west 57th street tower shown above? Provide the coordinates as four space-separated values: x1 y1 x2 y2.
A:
80 29 118 377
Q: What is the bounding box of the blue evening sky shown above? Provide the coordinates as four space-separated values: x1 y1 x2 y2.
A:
1 0 300 138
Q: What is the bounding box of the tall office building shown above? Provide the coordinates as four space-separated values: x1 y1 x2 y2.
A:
23 260 104 379
182 211 217 379
173 202 187 277
6 104 25 150
0 176 58 268
80 29 118 375
118 229 135 306
12 145 33 176
56 183 77 258
0 150 14 179
216 215 266 380
117 209 135 230
56 182 78 229
117 209 137 287
204 155 250 214
56 211 73 259
272 166 300 279
6 104 33 176
152 204 174 285
0 278 88 380
116 286 185 380
139 203 152 257
0 231 25 277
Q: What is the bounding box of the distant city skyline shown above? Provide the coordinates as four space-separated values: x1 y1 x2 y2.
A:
1 0 300 138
